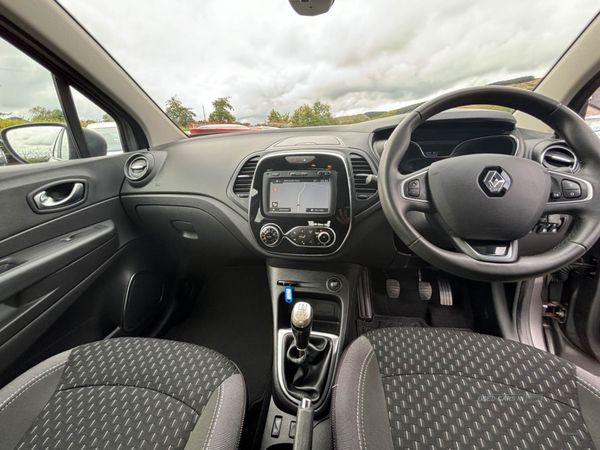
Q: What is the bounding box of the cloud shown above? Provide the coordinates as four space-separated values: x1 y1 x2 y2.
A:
5 0 600 125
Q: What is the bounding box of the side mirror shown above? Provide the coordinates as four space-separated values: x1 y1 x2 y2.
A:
0 123 109 164
0 123 66 164
0 147 7 166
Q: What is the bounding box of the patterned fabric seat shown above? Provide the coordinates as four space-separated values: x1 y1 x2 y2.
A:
0 338 245 450
332 328 600 450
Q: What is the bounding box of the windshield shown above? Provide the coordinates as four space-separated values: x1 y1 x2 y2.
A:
60 0 599 130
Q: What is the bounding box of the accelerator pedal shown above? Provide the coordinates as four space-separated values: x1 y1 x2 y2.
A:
437 276 453 306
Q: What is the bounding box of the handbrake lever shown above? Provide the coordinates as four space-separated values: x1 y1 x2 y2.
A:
293 397 314 450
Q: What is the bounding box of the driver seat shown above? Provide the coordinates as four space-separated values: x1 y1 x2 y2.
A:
332 328 600 449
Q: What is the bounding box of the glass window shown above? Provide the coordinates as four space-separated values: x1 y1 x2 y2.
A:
585 88 600 139
60 0 599 129
0 38 64 166
72 88 123 156
0 37 120 167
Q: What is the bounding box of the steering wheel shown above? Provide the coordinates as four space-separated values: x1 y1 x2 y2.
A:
379 86 600 281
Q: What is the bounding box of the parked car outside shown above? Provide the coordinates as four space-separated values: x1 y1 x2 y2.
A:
86 121 123 153
189 123 278 136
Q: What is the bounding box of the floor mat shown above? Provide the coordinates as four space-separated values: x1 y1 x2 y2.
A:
357 315 428 335
164 266 273 407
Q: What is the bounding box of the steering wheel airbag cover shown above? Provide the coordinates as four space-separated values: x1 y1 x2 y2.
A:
428 154 550 241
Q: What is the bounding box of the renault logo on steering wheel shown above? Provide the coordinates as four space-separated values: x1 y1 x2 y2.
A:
479 167 512 197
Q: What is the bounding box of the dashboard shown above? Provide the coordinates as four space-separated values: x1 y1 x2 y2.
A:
372 114 519 173
120 109 575 267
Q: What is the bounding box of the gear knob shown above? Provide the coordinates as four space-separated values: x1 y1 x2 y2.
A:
291 302 313 354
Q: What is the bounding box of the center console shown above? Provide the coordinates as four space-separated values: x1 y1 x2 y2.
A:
249 151 352 256
260 263 360 450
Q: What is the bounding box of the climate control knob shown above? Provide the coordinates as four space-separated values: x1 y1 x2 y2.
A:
317 229 334 246
260 225 282 247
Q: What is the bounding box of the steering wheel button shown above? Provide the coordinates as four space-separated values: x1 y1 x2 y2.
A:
561 180 581 191
564 189 581 198
547 214 562 224
408 188 420 197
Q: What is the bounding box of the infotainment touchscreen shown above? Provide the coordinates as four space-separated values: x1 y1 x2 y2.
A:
268 178 330 214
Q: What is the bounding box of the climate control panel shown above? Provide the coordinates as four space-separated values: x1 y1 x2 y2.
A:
260 224 337 248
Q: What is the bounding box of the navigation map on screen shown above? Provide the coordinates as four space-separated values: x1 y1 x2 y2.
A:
269 178 330 213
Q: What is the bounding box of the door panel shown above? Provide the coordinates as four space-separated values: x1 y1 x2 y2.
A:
0 153 154 385
0 154 128 241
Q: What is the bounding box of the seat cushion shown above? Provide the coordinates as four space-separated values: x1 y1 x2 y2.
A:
0 338 246 450
332 327 600 450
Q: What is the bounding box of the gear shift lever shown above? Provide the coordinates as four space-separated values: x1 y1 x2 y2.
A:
291 302 313 357
285 301 331 402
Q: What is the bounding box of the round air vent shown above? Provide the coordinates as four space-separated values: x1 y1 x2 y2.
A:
124 153 154 183
541 144 578 171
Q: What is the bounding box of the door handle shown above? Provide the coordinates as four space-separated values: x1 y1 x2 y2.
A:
33 182 85 210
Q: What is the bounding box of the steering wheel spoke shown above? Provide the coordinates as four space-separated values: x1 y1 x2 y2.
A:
544 171 594 214
450 235 519 263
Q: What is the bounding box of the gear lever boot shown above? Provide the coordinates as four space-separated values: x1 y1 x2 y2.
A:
285 302 333 402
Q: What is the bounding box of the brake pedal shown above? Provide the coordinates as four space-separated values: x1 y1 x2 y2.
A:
418 270 432 301
386 279 401 299
437 276 453 306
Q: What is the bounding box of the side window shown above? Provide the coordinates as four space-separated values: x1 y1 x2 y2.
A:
0 37 122 167
585 88 600 139
71 88 123 157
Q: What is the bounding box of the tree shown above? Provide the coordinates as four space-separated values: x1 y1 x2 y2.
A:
313 100 333 124
267 109 283 122
209 97 236 123
29 107 65 123
292 100 334 127
267 110 292 123
102 113 113 122
166 95 196 128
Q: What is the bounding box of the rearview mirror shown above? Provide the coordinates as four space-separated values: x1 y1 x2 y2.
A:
0 123 66 164
289 0 335 16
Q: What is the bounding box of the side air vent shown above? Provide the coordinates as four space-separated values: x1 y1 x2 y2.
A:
233 155 260 198
541 144 578 171
125 154 153 182
350 154 377 200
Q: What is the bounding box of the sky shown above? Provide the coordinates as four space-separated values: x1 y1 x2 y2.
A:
2 1 599 124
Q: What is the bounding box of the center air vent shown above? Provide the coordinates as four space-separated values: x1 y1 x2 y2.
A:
125 154 153 182
541 144 578 171
233 155 260 198
350 154 377 200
